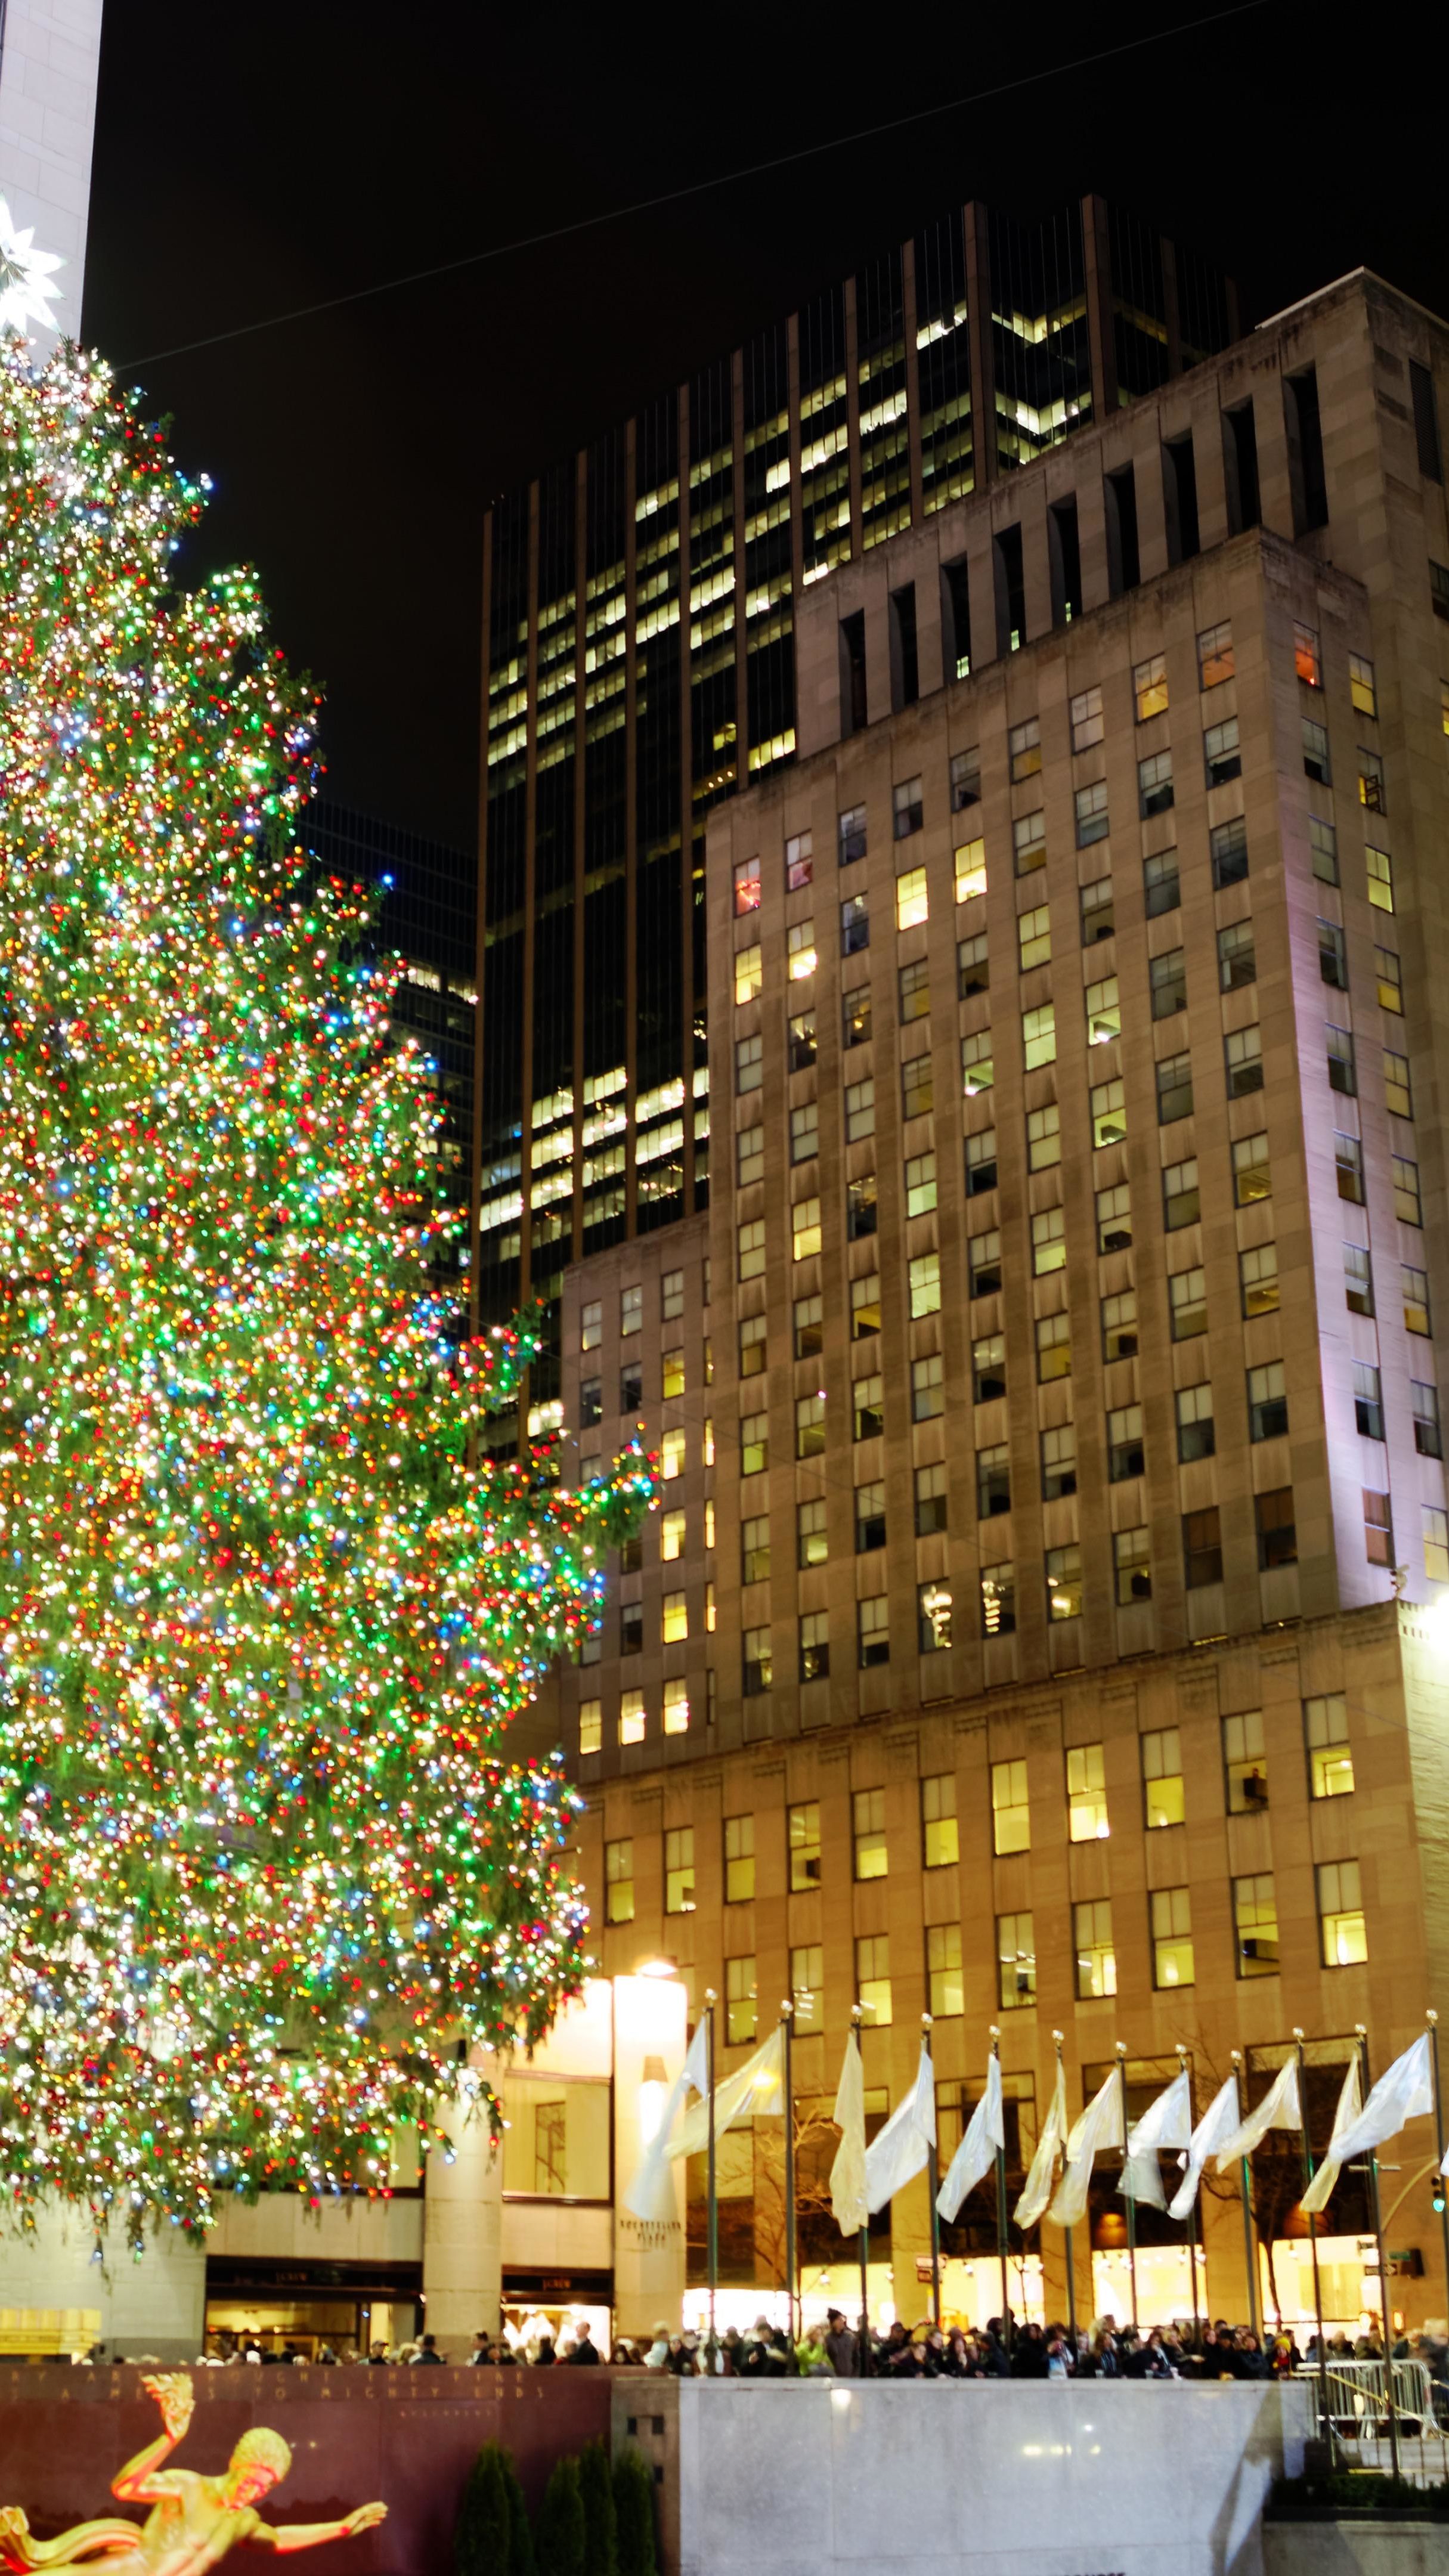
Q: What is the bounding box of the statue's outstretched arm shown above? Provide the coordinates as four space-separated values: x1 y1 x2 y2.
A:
256 2504 387 2556
113 2377 194 2504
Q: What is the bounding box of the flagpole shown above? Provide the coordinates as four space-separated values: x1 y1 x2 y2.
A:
781 2000 797 2372
990 2025 1011 2353
851 2006 870 2376
1231 2050 1261 2341
1177 2044 1199 2351
1357 2023 1400 2481
1293 2026 1331 2450
922 2015 942 2333
704 1987 718 2367
1427 2011 1449 2320
1115 2042 1138 2330
1054 2030 1076 2348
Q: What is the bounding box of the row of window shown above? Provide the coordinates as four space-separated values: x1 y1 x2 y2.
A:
733 621 1382 919
603 1866 1367 2035
580 1268 692 1351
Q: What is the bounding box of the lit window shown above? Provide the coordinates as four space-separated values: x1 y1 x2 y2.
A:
908 1251 941 1318
798 1611 829 1683
1376 946 1402 1013
853 1787 887 1880
1234 1134 1270 1203
794 1392 824 1459
1067 1742 1108 1840
1347 651 1376 717
896 866 928 930
850 1272 882 1339
1151 1887 1194 1987
790 1943 823 2033
1425 1506 1449 1586
1317 1860 1367 1968
1305 1692 1352 1800
1366 844 1394 914
1134 654 1169 721
726 1955 757 2044
742 1626 772 1698
1018 903 1052 971
856 1934 891 2026
788 919 817 980
843 987 871 1048
740 1514 770 1586
789 1801 821 1890
1027 1105 1061 1175
1385 1049 1412 1118
1074 1899 1116 2000
797 1497 828 1569
1141 1728 1184 1827
962 1029 995 1095
661 1590 688 1645
1008 718 1042 783
580 1300 602 1352
1086 976 1120 1044
1224 1708 1267 1812
785 829 814 890
665 1827 695 1915
1394 1156 1422 1225
663 1679 689 1735
1293 621 1321 687
927 1922 964 2018
579 1698 602 1758
737 1218 766 1281
1096 1182 1131 1252
662 1346 685 1398
661 1427 686 1480
905 1151 936 1219
605 1838 635 1922
1239 1241 1280 1318
733 856 762 915
1070 685 1104 751
1197 620 1234 686
997 1912 1036 2009
1023 1001 1057 1069
954 836 987 902
922 1773 958 1868
1046 1542 1082 1621
1404 1264 1431 1335
792 1197 822 1261
992 1758 1029 1854
1234 1875 1278 1978
724 1813 755 1903
1031 1205 1066 1272
901 1053 934 1120
980 1562 1015 1636
1091 1077 1125 1148
735 942 763 1005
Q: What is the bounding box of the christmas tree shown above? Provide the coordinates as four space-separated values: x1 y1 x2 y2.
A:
0 335 651 2243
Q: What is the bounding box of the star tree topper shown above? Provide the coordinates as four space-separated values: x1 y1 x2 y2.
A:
0 199 63 335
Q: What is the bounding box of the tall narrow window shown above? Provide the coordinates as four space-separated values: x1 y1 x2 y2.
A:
1049 497 1082 626
889 584 919 710
993 524 1026 653
1285 367 1329 534
1222 401 1260 532
1162 433 1200 562
1105 465 1140 596
839 611 867 735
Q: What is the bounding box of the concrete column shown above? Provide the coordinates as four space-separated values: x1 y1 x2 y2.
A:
422 2107 503 2348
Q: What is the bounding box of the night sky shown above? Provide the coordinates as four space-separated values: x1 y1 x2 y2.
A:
83 1 1447 853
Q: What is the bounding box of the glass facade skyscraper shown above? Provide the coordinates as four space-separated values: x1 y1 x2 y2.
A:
478 191 1235 1420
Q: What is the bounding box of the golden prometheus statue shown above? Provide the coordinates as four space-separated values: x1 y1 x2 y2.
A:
0 2373 387 2574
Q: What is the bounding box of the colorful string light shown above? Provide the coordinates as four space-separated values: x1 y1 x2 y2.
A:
0 333 654 2245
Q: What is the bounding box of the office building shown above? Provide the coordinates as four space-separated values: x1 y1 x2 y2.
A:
0 0 105 351
476 197 1237 1428
547 263 1449 2336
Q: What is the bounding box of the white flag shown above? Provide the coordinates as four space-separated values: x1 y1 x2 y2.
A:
829 2027 870 2237
937 2054 1004 2224
1301 2055 1363 2215
1320 2033 1433 2171
1048 2067 1124 2230
1015 2058 1068 2230
1213 2056 1301 2170
622 2018 709 2222
667 2020 785 2162
1122 2068 1193 2211
1169 2073 1242 2222
865 2042 936 2213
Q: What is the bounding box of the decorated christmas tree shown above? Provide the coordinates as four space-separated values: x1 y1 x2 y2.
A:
0 335 651 2242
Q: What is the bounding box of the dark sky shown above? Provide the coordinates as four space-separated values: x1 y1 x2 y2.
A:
84 0 1447 853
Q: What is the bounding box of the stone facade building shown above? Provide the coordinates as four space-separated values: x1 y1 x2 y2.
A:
546 267 1449 2333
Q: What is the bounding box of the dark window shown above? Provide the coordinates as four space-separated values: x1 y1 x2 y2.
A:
1144 849 1179 917
1183 1507 1223 1589
847 1176 878 1241
1105 465 1140 596
1413 1382 1443 1460
1150 949 1187 1018
1354 1361 1384 1443
580 1377 602 1427
941 557 971 680
840 611 867 735
1210 818 1249 888
890 584 919 710
1255 1487 1297 1569
965 1130 997 1196
1156 1052 1194 1123
838 803 868 865
1285 368 1329 534
1248 1363 1289 1444
1411 360 1443 483
1163 434 1200 563
993 524 1026 654
1318 921 1347 989
1222 401 1260 532
843 986 871 1048
621 1601 644 1655
1048 497 1082 627
620 1362 642 1413
1433 562 1449 624
841 894 870 955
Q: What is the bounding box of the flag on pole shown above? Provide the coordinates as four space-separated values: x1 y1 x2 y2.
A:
1121 2067 1193 2210
666 2020 786 2162
1168 2073 1243 2222
1301 2055 1364 2215
1048 2067 1123 2229
829 2026 870 2236
1303 2032 1433 2171
937 2052 1004 2223
621 2018 710 2222
1213 2055 1300 2170
864 2041 936 2213
1015 2057 1069 2230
